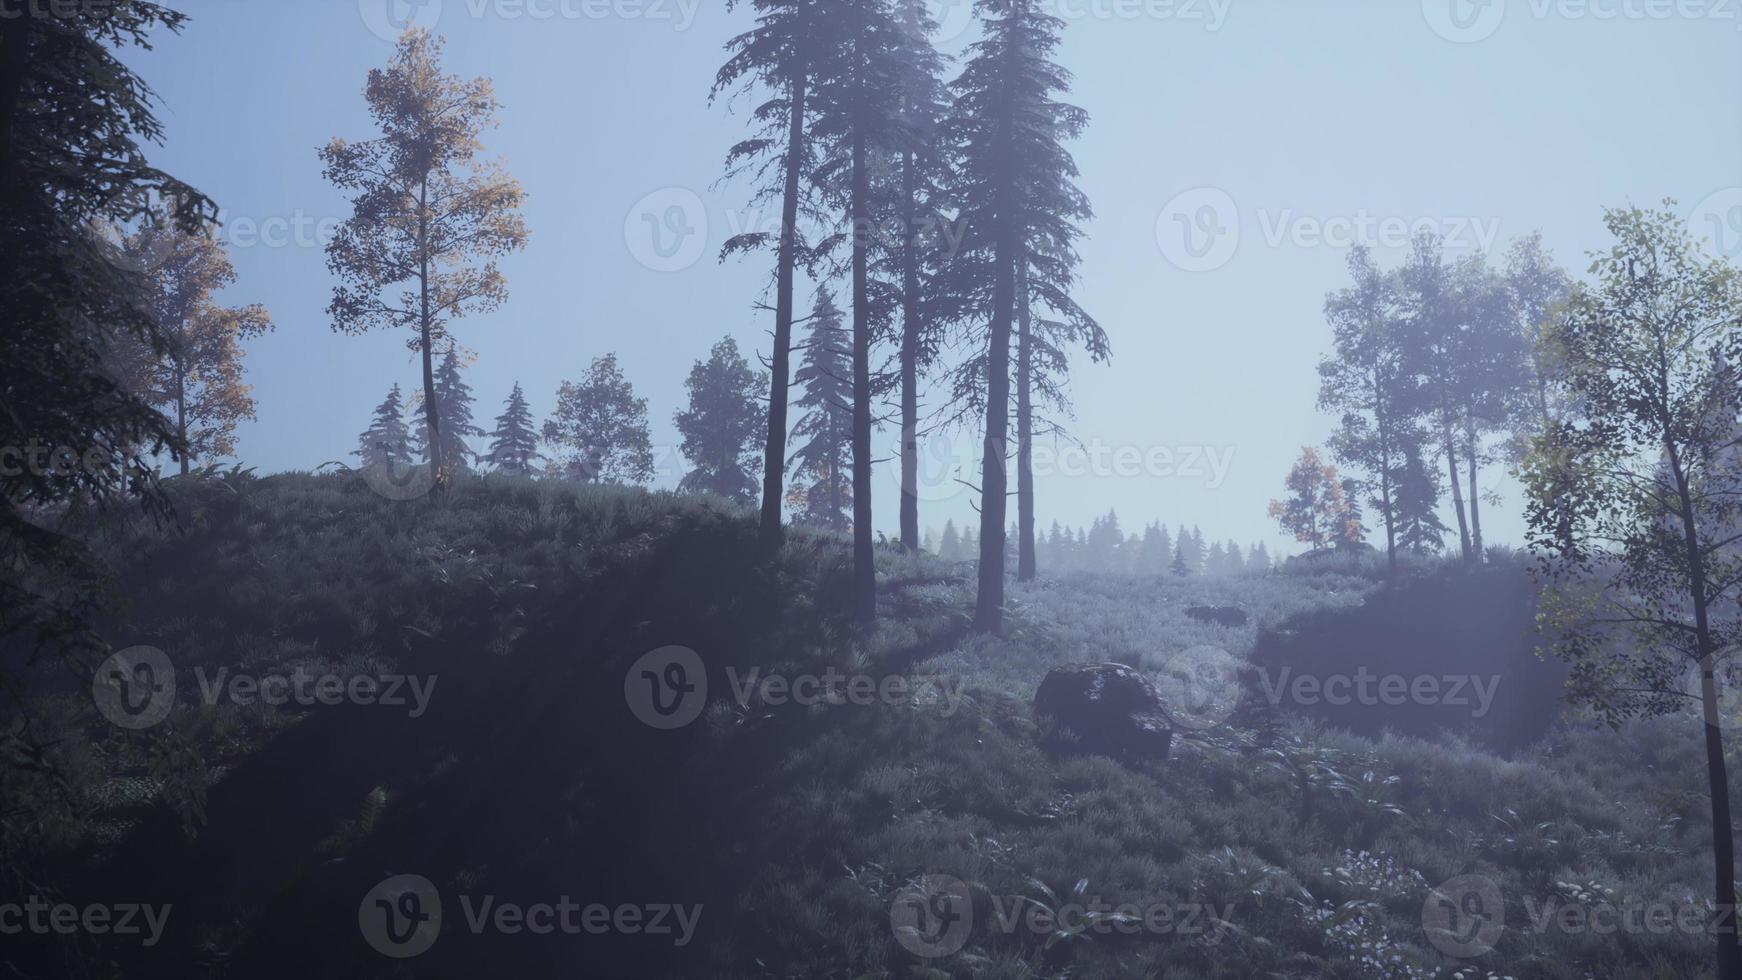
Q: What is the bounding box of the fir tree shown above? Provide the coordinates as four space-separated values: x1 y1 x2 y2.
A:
941 0 1097 632
788 288 854 532
486 382 542 476
410 349 484 478
939 519 963 561
357 384 413 471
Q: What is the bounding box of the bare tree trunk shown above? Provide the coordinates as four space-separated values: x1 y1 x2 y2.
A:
1669 444 1742 980
418 176 443 485
1465 421 1483 560
1016 255 1036 583
850 122 875 625
759 59 808 552
1373 369 1396 575
1441 415 1470 560
975 215 1015 634
899 146 921 551
174 340 189 477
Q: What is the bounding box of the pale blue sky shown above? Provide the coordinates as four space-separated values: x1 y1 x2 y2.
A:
126 0 1742 553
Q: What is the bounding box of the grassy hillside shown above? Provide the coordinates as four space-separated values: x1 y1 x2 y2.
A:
0 474 1728 979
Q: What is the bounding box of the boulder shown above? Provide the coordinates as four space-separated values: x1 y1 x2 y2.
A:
1185 605 1249 628
1033 663 1174 761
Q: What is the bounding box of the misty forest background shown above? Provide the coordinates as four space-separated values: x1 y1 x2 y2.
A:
6 2 1742 979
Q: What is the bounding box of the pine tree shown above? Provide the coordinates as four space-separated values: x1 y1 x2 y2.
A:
410 349 484 479
942 0 1096 632
1224 540 1246 574
1171 540 1190 577
486 382 542 476
675 335 768 504
1249 542 1272 572
809 0 907 619
1394 431 1450 554
889 0 952 553
1206 541 1226 576
939 519 962 561
357 384 413 471
715 0 827 548
789 288 854 532
543 354 656 485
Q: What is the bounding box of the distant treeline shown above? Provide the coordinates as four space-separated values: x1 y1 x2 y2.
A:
927 511 1271 576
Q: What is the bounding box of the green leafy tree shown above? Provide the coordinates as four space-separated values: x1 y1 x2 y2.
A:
543 354 655 485
114 221 273 474
675 336 768 504
485 382 543 476
321 29 527 488
1524 203 1742 980
1268 447 1361 551
1320 245 1416 574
